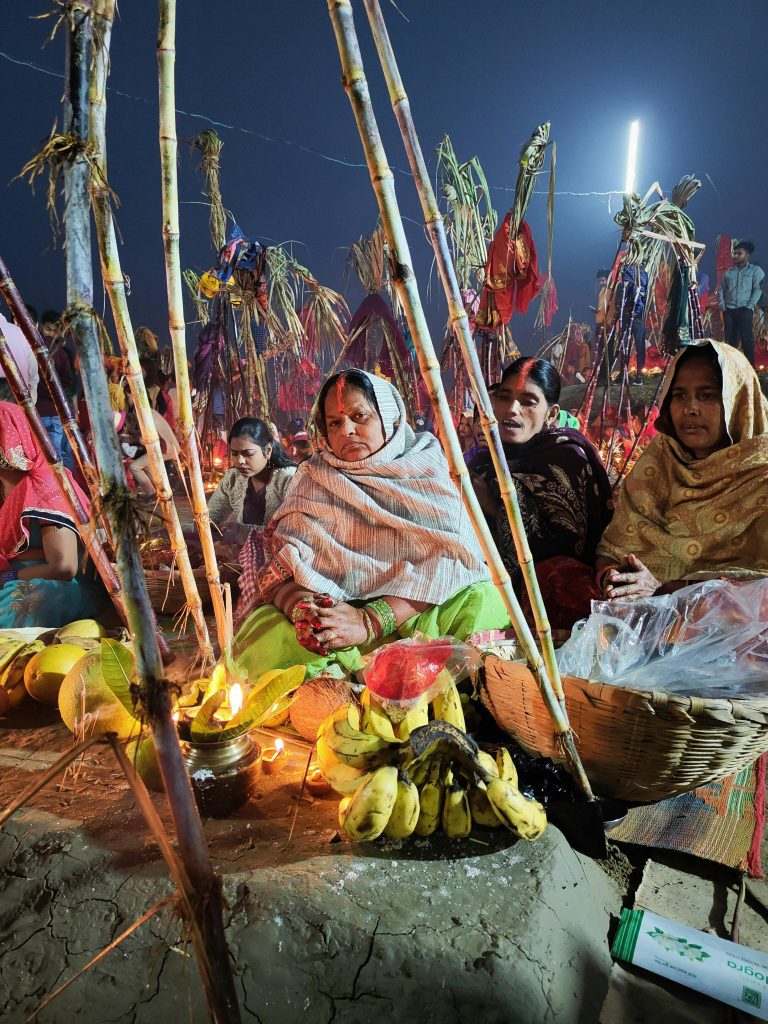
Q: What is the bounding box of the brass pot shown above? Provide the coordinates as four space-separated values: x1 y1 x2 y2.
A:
182 733 261 818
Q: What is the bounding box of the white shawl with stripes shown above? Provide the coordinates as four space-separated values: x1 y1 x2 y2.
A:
266 373 490 605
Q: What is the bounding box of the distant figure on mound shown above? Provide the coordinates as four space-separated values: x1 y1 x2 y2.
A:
719 240 764 366
233 369 509 681
0 404 107 628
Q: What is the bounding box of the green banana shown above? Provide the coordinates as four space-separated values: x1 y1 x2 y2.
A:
495 747 518 787
468 783 502 828
476 750 499 780
383 769 420 839
442 776 472 838
316 735 373 795
431 681 466 731
339 765 399 842
359 688 398 743
484 777 546 841
320 702 392 768
414 761 444 837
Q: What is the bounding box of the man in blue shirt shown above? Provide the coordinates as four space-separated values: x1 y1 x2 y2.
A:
718 240 764 366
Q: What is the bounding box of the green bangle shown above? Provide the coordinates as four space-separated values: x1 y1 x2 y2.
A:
365 598 397 637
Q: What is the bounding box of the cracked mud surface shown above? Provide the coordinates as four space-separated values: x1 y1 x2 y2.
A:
0 710 621 1023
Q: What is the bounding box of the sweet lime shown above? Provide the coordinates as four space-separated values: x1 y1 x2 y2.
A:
24 644 87 705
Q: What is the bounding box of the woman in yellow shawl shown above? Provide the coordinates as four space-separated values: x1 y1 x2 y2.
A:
595 341 768 599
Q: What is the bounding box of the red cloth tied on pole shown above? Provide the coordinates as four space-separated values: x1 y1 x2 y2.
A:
476 216 541 331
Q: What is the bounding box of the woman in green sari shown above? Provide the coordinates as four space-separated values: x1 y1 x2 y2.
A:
234 370 508 681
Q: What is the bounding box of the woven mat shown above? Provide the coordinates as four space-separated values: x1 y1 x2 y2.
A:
607 754 767 879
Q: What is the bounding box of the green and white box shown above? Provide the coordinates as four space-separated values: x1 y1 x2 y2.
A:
612 907 768 1020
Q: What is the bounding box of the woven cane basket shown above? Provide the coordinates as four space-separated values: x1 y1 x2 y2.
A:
481 656 768 803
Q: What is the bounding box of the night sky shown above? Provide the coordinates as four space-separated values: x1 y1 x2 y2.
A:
2 1 766 357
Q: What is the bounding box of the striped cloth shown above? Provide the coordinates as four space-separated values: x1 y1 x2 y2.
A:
259 372 490 606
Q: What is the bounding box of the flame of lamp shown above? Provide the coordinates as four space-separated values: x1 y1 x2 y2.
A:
182 734 261 818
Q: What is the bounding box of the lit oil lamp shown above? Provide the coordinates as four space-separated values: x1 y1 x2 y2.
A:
179 682 261 818
262 737 288 775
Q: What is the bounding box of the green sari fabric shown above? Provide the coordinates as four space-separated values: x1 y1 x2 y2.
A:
232 581 509 683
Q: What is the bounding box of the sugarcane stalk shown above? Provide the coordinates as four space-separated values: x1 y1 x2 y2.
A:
363 0 575 716
327 0 592 798
90 0 213 665
0 323 125 624
64 9 240 1023
157 0 228 650
0 260 92 483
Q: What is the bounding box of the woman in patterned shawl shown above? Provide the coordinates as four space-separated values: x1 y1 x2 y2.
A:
596 341 768 599
468 357 612 628
233 369 509 681
0 403 106 627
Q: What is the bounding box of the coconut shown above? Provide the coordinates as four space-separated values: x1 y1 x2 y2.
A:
58 648 138 740
289 676 355 741
24 644 87 705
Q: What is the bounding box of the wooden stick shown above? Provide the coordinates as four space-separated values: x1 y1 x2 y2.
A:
327 0 589 792
0 319 126 626
157 0 228 651
89 0 213 665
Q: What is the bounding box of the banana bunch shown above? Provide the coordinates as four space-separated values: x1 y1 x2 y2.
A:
0 638 45 715
318 685 546 844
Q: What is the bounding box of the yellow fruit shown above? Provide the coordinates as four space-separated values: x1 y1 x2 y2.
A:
24 644 87 705
58 649 139 740
55 619 106 642
125 734 164 792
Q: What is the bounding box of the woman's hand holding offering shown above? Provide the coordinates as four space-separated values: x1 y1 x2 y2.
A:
603 554 660 600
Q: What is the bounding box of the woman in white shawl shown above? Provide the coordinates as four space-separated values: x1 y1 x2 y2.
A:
233 369 508 679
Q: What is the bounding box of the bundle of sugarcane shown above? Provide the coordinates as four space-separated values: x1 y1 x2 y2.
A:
329 0 594 800
89 0 213 662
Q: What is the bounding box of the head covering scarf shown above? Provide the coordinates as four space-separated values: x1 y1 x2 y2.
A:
248 372 490 613
597 341 768 582
0 403 90 561
468 426 613 582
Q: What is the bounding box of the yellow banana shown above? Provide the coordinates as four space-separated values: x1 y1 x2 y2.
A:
495 747 518 787
442 779 472 838
383 769 420 839
320 703 391 768
359 688 398 743
485 777 546 841
431 681 466 731
0 641 33 684
339 765 399 842
316 735 373 796
2 643 44 690
338 796 352 830
468 783 502 828
414 761 444 837
395 696 429 740
476 750 499 780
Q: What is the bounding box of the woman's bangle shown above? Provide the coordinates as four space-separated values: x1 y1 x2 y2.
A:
365 598 398 638
594 563 620 591
359 608 377 646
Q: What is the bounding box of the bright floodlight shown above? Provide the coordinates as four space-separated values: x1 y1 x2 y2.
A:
625 120 640 195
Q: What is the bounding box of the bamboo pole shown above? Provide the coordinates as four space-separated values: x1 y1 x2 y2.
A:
0 318 127 624
63 9 241 1022
363 0 572 713
157 0 228 650
327 0 592 797
0 262 92 484
90 0 213 665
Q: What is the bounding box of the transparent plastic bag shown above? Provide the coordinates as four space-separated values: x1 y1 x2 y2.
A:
556 578 768 697
359 634 482 712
